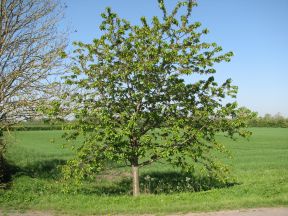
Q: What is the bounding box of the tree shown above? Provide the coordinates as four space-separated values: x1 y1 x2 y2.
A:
0 0 66 128
59 0 251 196
0 0 66 184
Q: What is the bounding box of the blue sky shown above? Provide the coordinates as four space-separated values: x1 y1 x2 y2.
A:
63 0 288 116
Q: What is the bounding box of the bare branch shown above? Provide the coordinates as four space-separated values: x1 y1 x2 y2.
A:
0 0 67 128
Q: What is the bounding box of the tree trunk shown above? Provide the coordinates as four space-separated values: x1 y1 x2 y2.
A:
132 163 140 196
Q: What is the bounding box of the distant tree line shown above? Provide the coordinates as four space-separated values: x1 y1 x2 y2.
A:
248 113 288 128
5 112 288 131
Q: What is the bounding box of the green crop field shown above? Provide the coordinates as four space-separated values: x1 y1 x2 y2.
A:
0 128 287 215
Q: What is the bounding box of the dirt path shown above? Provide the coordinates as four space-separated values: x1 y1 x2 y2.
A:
171 208 288 216
0 208 288 216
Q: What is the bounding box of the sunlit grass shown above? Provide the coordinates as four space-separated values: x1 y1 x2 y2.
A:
0 128 287 215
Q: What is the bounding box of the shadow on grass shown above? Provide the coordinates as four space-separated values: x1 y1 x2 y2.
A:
81 171 238 195
2 158 238 195
0 155 13 186
23 159 66 179
4 159 66 181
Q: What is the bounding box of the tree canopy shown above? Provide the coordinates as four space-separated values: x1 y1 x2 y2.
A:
58 0 252 196
0 0 66 128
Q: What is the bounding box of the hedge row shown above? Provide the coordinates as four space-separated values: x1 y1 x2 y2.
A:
8 125 63 131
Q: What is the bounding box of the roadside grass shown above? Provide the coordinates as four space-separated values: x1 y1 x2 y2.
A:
0 128 287 215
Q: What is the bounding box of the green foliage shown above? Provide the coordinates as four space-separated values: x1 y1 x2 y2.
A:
59 0 253 190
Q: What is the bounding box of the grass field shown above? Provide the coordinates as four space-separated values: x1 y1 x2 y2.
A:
0 128 287 215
